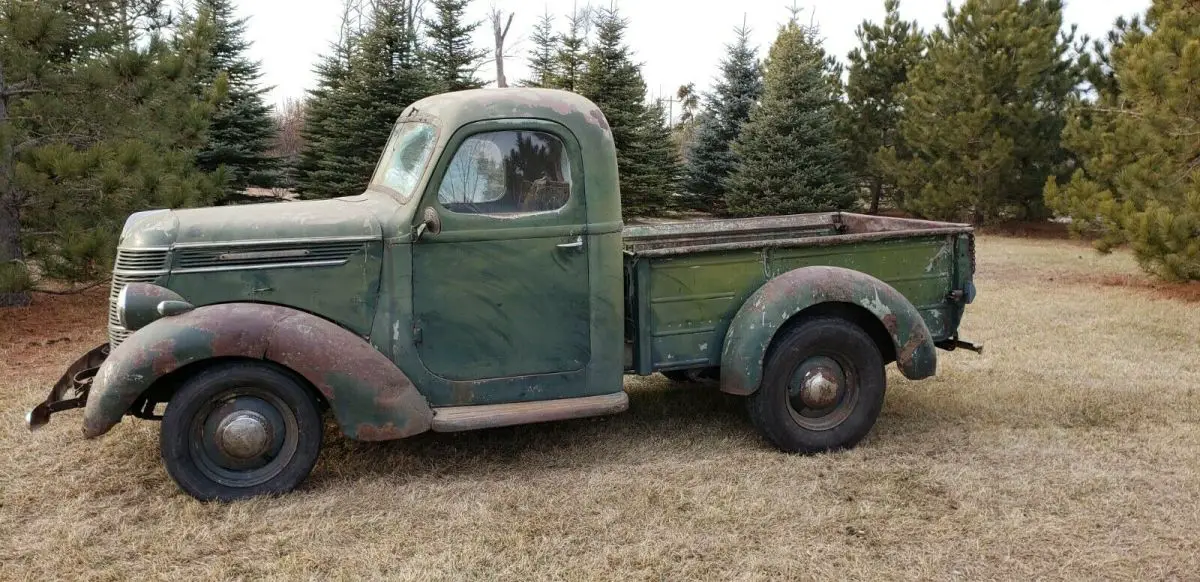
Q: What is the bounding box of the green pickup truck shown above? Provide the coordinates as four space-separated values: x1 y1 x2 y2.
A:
28 89 978 501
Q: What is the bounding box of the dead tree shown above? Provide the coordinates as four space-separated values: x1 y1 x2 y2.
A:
491 8 514 87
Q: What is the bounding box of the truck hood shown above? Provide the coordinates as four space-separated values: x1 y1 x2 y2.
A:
119 197 384 248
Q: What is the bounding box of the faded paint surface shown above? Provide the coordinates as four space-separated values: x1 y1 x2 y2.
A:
84 303 431 440
384 91 625 406
718 266 938 396
623 213 969 375
70 88 972 438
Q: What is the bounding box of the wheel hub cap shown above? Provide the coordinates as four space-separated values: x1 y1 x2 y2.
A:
788 356 849 413
216 411 272 459
800 369 841 408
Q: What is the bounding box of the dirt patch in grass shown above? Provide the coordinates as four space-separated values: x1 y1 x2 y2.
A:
1088 273 1200 303
2 238 1199 580
0 286 107 373
976 220 1073 239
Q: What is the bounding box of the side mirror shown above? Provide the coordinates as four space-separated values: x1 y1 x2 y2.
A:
414 206 441 241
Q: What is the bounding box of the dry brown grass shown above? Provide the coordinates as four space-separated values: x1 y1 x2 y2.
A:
2 236 1200 581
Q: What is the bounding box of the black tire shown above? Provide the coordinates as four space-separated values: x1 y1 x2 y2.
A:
160 361 323 501
747 316 885 453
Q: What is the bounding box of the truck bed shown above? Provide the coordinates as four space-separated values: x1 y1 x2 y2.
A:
621 212 975 374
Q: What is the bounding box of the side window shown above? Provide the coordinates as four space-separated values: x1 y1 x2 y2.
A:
437 130 573 215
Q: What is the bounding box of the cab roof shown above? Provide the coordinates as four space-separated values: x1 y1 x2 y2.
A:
399 88 621 226
401 88 613 145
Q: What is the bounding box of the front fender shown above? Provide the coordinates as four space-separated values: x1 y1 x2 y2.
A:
720 266 937 395
84 303 432 441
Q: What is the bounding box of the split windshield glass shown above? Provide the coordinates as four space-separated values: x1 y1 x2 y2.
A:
370 121 437 203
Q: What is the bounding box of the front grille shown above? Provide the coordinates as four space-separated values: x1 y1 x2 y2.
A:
115 249 173 271
108 249 169 347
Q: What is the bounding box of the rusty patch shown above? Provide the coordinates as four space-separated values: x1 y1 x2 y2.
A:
624 212 972 258
448 381 478 406
146 336 181 377
896 333 926 368
353 422 409 441
269 310 432 440
588 108 610 131
721 265 940 395
881 313 899 336
81 302 432 441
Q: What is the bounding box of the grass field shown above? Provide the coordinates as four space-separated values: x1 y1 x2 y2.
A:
2 236 1198 581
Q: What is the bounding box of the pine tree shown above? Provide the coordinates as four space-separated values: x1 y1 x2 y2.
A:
882 0 1080 223
683 23 762 213
726 13 853 217
424 0 486 91
191 0 277 200
552 4 590 92
1046 0 1200 281
0 0 222 300
579 6 675 216
295 4 363 200
298 0 436 199
296 39 356 198
522 10 558 87
642 100 684 209
843 0 924 214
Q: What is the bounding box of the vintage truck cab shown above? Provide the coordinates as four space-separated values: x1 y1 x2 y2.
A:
29 89 978 501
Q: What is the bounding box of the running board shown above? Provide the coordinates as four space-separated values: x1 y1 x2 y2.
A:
430 392 629 433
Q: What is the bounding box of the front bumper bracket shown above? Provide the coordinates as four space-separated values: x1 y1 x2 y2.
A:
26 343 109 430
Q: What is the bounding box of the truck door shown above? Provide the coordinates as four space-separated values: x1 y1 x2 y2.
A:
411 120 591 383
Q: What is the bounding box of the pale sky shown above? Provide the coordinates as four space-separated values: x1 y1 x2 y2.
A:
238 0 1149 115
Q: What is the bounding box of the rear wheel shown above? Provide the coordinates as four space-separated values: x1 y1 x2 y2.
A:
747 316 885 453
160 361 323 501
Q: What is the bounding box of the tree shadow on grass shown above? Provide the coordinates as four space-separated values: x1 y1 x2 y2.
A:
306 375 955 492
308 377 758 487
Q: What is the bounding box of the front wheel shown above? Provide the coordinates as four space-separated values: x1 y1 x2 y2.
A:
160 361 323 501
747 316 886 453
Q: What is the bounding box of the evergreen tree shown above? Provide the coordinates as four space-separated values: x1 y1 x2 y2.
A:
424 0 486 91
642 100 684 209
1046 0 1200 281
298 0 436 198
726 13 853 217
191 0 277 200
579 6 675 216
683 23 762 213
552 4 590 92
296 41 356 198
882 0 1080 223
843 0 924 213
0 0 222 301
296 10 362 200
522 9 558 87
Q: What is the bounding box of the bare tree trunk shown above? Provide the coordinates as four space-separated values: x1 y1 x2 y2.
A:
0 62 31 306
491 9 514 88
869 178 882 214
0 63 22 265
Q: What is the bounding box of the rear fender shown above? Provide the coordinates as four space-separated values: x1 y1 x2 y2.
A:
720 266 937 395
84 303 432 440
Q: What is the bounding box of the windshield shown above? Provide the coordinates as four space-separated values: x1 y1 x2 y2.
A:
370 121 437 202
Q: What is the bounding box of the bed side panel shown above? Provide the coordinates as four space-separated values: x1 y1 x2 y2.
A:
767 234 958 341
637 233 959 372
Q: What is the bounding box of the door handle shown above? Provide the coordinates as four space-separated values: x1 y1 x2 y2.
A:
556 236 584 250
